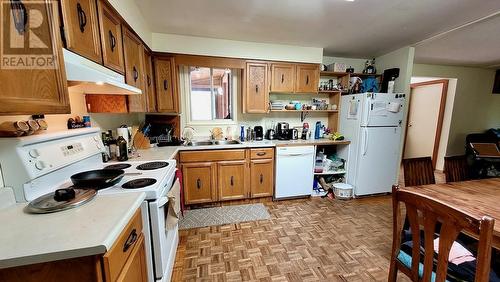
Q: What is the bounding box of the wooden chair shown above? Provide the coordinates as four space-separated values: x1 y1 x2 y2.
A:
402 157 435 187
389 185 495 282
444 155 470 183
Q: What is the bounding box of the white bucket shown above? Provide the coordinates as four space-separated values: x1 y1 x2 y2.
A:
333 183 353 200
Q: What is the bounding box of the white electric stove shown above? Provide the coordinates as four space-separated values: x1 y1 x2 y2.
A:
0 128 179 282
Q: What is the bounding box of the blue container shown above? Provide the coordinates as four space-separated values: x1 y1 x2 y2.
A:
240 126 245 142
314 121 321 139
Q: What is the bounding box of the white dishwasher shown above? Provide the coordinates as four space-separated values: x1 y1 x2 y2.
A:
275 146 315 199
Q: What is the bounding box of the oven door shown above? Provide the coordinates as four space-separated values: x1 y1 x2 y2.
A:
149 178 180 281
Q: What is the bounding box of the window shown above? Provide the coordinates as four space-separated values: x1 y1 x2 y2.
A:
188 66 234 121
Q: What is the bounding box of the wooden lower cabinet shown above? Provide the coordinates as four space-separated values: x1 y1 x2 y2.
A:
180 148 274 205
218 161 247 201
0 209 147 282
182 162 217 204
250 159 274 198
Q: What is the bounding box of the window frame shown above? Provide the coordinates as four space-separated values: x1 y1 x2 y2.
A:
181 65 238 126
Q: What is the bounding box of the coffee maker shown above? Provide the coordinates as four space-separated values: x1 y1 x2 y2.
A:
254 126 263 141
276 122 289 140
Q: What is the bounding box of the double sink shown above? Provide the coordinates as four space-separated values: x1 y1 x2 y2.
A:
184 140 242 147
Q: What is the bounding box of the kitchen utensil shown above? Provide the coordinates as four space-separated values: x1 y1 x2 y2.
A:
277 122 289 140
26 188 97 214
291 128 299 140
265 129 275 140
70 169 125 189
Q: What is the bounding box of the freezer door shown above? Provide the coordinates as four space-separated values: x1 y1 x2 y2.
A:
360 93 406 127
354 126 402 196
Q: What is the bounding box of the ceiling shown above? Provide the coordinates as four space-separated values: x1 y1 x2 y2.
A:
138 0 500 66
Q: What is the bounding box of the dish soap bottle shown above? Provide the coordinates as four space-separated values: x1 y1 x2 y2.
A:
116 135 128 161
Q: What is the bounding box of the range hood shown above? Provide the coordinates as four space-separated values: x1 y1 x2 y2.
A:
63 48 142 95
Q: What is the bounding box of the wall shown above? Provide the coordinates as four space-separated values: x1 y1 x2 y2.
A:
0 88 143 133
152 33 324 63
376 47 415 95
412 64 500 156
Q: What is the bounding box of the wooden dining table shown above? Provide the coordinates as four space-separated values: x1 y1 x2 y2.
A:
402 178 500 249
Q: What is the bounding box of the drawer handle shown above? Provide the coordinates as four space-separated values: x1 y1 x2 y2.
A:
256 152 266 156
108 30 116 52
163 79 168 90
76 3 87 33
306 75 309 85
281 74 284 83
123 229 138 252
260 174 264 184
196 178 201 189
230 176 234 186
147 75 151 86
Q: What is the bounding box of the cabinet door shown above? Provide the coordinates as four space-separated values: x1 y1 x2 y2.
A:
144 51 156 112
154 57 178 113
244 62 268 113
123 28 146 112
218 161 247 201
0 1 70 115
60 0 102 63
97 0 124 73
250 159 274 198
116 235 147 282
295 64 319 93
270 63 295 93
182 162 216 205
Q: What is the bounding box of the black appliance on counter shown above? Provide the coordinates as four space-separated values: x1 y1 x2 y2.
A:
276 122 290 140
465 128 500 179
254 126 263 141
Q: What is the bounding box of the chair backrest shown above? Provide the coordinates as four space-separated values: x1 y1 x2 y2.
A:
444 155 470 183
391 185 494 282
402 157 436 186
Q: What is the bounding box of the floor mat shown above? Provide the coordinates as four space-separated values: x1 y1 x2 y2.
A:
179 203 271 230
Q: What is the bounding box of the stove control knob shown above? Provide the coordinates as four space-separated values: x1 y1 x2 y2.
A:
35 161 46 170
29 149 40 158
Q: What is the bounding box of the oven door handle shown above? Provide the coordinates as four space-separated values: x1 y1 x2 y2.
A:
157 196 169 208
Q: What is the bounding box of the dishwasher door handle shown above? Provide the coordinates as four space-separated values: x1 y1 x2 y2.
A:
278 152 313 157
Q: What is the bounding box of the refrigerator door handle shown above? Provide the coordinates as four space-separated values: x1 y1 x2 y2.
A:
363 128 369 156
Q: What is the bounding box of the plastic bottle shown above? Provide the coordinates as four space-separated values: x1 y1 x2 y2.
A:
314 121 321 139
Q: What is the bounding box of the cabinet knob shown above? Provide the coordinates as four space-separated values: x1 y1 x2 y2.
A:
260 174 264 184
108 30 116 52
196 178 201 189
122 229 138 252
281 74 284 83
230 176 234 186
133 66 138 82
306 75 309 85
255 84 259 93
163 79 168 90
256 152 266 156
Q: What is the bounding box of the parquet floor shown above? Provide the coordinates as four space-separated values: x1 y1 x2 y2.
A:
172 196 411 281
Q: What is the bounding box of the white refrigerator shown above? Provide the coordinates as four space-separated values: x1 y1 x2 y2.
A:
339 93 406 196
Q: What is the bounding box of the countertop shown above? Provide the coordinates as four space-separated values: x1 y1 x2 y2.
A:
0 192 145 269
133 139 350 161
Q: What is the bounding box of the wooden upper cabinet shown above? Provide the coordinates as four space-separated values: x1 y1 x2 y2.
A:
143 51 156 112
0 1 70 115
154 57 179 113
123 28 146 112
97 0 124 74
218 161 247 201
270 63 295 93
244 62 269 113
60 0 102 63
295 64 319 93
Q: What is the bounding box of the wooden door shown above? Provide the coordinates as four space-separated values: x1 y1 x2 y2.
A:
270 63 295 93
144 51 156 112
60 0 102 63
182 162 217 204
123 28 146 112
295 64 319 93
115 235 147 282
250 159 274 198
0 0 70 115
154 57 178 113
244 62 268 113
218 161 247 201
97 0 124 73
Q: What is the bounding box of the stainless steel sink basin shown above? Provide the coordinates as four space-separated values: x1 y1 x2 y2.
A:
185 141 214 146
214 140 241 145
185 140 242 146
